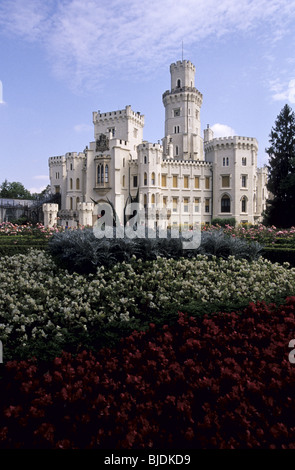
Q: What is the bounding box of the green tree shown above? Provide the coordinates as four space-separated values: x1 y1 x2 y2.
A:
0 179 33 199
264 104 295 228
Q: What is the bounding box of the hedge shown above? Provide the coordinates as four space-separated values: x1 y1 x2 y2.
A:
0 245 48 256
261 247 295 266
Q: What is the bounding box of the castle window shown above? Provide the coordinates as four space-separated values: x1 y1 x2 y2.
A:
133 175 138 187
123 158 125 167
55 186 60 194
70 197 73 210
70 163 73 171
70 178 73 190
241 196 247 213
173 175 178 188
76 178 80 190
97 165 101 184
222 176 230 188
241 175 247 188
174 126 180 134
195 176 200 189
242 157 247 166
175 145 179 156
144 172 147 186
177 79 181 88
161 174 167 187
101 165 104 183
144 156 147 164
205 199 210 213
122 175 125 187
76 197 80 209
105 165 109 183
144 194 147 208
184 176 189 188
163 196 167 207
173 108 180 117
108 127 115 137
221 195 231 213
172 197 178 212
194 198 200 212
183 198 189 212
223 157 229 167
151 172 155 185
205 177 210 189
151 194 155 205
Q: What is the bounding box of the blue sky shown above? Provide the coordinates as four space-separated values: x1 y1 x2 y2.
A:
0 0 295 193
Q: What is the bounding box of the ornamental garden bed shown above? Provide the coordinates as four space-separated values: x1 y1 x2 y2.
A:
0 297 295 449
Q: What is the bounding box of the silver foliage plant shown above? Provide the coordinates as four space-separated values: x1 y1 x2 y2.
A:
47 227 263 273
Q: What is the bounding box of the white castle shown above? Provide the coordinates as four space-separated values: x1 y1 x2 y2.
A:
44 59 268 229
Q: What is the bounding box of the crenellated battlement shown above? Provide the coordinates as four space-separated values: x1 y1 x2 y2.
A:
93 105 144 126
204 136 258 152
170 60 195 73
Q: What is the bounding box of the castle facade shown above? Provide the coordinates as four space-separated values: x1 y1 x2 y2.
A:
45 60 268 229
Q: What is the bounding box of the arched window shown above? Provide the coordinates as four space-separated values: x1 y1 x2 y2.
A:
221 194 231 213
105 165 109 183
101 164 104 183
151 172 155 185
97 165 101 184
70 178 73 190
144 172 147 186
76 178 80 190
241 196 247 213
177 79 181 88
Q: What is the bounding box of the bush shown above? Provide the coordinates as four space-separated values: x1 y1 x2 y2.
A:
197 230 263 261
47 227 187 274
1 297 295 449
47 227 262 274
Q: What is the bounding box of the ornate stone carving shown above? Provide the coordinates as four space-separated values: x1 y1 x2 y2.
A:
96 133 109 152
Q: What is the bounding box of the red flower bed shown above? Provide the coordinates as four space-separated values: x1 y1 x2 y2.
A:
1 297 295 449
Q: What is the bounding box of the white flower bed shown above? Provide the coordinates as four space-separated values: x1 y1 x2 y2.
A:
0 250 295 351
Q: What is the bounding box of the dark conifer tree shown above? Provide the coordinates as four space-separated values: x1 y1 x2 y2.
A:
265 104 295 227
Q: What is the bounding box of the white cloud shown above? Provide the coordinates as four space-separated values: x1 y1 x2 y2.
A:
1 0 295 91
33 175 50 180
211 123 236 138
29 185 47 194
74 124 93 133
273 79 295 104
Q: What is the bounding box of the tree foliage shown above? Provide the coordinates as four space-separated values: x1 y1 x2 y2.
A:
265 104 295 227
0 179 33 199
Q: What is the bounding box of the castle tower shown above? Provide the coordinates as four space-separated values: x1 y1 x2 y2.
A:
162 60 204 161
43 203 58 227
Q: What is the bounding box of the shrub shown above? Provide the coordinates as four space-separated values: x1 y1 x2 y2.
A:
0 297 295 449
196 229 263 261
47 227 262 274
